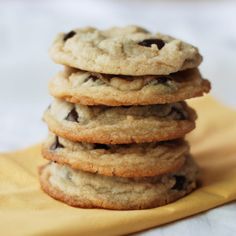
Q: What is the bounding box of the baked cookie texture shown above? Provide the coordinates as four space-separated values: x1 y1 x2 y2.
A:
49 67 211 106
49 26 202 76
43 99 197 144
42 134 189 177
39 25 210 210
39 156 198 210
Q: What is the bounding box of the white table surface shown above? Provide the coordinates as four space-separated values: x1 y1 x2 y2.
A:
0 0 235 235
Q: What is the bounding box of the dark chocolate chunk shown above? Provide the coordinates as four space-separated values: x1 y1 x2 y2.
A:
138 39 165 49
158 76 172 84
148 76 172 86
93 143 110 150
50 136 64 150
83 74 99 83
171 175 186 190
90 75 99 82
65 108 79 122
63 31 76 41
158 77 168 84
171 107 187 120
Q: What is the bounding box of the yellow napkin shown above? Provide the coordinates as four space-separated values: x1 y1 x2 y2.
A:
1 96 236 236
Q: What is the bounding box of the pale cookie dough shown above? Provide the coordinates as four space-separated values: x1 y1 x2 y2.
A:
39 156 198 210
49 26 202 75
43 99 197 144
49 67 210 106
42 133 189 177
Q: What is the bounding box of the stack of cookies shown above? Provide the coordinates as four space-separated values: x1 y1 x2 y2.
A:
39 26 210 210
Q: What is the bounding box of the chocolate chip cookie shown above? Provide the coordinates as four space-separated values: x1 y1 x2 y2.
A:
39 156 198 210
49 26 202 75
49 67 210 106
43 99 197 144
42 133 189 177
39 25 211 210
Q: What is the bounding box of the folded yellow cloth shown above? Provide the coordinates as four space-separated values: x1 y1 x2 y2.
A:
0 96 236 236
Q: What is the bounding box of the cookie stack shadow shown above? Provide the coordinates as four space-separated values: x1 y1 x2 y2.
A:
39 26 211 210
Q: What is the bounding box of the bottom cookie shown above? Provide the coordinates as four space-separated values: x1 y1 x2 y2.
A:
39 157 198 210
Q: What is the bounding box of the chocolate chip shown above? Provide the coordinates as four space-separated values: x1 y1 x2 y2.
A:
138 39 165 49
171 107 186 120
63 31 76 41
158 77 168 84
50 136 64 150
83 74 99 83
93 144 110 150
148 76 172 86
158 76 172 84
65 108 78 122
90 75 99 82
172 175 186 190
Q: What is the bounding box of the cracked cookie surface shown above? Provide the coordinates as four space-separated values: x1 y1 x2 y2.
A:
49 26 202 75
42 133 189 177
39 156 198 210
43 99 197 144
49 67 210 106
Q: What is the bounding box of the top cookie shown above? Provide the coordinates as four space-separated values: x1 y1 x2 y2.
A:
50 26 202 75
